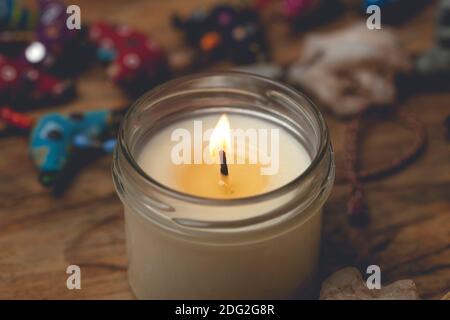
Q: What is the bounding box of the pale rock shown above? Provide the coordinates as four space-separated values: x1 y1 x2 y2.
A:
320 267 420 300
441 292 450 300
287 23 411 117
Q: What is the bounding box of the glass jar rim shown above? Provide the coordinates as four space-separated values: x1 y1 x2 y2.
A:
117 71 330 206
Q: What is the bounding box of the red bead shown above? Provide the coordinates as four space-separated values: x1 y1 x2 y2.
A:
0 106 34 130
0 54 73 105
89 22 167 92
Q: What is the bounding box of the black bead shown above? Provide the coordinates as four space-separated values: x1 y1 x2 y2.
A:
47 129 63 140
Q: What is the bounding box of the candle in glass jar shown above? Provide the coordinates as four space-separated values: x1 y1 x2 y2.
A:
112 72 335 300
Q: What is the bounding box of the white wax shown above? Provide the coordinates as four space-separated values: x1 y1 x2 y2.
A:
125 205 322 299
137 114 311 206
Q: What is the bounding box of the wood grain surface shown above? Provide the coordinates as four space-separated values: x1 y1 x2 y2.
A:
0 0 449 299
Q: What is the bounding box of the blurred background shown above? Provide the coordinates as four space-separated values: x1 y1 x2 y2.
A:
0 0 449 299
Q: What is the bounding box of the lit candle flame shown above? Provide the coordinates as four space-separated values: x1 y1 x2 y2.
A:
209 114 231 161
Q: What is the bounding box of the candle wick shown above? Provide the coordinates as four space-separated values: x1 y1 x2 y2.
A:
219 150 229 176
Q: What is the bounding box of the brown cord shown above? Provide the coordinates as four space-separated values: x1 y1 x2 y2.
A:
344 109 427 226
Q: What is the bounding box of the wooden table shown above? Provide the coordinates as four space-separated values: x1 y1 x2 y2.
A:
0 0 449 299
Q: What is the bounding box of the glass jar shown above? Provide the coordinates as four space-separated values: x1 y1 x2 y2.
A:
112 72 335 299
